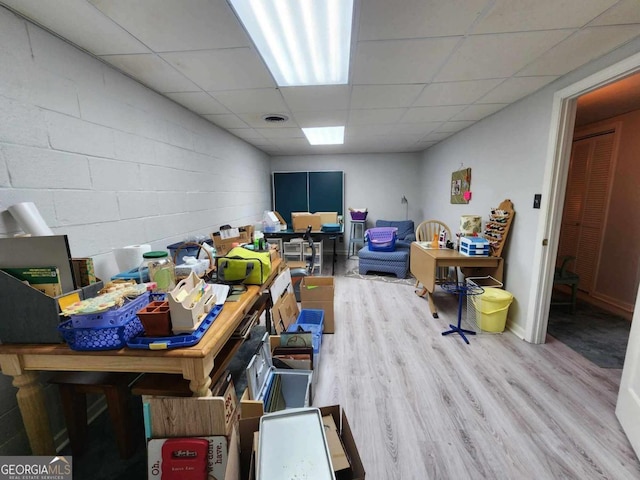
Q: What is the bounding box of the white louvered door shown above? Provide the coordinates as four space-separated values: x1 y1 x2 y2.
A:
557 131 615 293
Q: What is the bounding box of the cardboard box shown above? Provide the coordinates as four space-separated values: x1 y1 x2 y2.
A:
300 276 335 333
211 225 254 256
291 212 322 232
238 406 365 480
315 211 338 224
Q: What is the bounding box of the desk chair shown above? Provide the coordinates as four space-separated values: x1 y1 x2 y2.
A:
552 255 579 314
290 226 316 301
415 220 457 287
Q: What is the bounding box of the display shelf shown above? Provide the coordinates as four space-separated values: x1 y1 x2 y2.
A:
483 199 515 258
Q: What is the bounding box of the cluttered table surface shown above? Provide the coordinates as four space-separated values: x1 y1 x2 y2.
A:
0 258 283 456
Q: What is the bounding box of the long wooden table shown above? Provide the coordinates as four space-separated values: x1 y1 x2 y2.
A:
0 259 282 455
410 243 504 318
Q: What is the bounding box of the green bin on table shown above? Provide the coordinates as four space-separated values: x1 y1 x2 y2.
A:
471 287 513 333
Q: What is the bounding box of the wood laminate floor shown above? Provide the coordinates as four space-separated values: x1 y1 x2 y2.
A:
313 259 640 479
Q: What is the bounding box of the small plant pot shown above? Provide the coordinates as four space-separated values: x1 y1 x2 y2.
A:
137 301 172 337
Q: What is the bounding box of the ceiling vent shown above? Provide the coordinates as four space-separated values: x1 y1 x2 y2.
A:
263 114 289 123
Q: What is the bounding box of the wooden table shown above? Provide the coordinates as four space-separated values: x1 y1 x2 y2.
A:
410 243 504 318
0 259 283 456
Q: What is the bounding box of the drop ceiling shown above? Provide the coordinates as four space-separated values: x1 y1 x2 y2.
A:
2 0 640 156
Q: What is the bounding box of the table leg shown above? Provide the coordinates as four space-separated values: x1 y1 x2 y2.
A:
12 371 55 455
332 236 337 275
414 287 439 318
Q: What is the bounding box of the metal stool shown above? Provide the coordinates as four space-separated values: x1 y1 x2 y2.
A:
348 220 366 257
49 372 141 459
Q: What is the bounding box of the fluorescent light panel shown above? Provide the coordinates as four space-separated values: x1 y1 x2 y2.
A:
230 0 353 86
302 126 344 145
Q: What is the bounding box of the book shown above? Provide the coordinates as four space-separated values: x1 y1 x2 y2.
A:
1 266 63 297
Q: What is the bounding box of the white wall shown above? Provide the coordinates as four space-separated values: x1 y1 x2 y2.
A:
0 7 271 454
0 7 271 283
419 37 640 340
270 153 422 251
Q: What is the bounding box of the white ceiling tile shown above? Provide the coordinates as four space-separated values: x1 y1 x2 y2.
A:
434 30 573 81
226 128 266 140
346 125 396 136
165 92 229 115
202 114 249 129
100 54 200 92
350 85 423 109
589 0 640 26
389 123 442 136
1 0 150 55
436 121 475 133
89 0 248 51
413 79 503 106
292 111 348 128
477 76 557 104
450 103 507 121
518 26 640 77
359 0 488 40
161 49 275 91
473 0 617 34
238 113 299 129
353 37 461 84
211 89 288 114
280 86 351 112
255 128 305 139
423 131 453 141
348 108 407 125
401 105 465 123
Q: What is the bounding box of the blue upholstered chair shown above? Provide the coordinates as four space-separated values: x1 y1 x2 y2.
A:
357 219 414 278
374 220 415 249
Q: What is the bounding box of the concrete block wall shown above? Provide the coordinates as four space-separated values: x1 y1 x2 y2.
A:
0 7 271 454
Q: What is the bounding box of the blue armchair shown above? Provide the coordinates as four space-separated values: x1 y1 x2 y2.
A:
375 220 415 249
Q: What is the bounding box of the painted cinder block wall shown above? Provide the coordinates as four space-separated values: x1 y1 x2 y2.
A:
0 7 270 453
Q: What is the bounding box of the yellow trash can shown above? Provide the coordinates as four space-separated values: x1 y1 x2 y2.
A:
471 287 513 332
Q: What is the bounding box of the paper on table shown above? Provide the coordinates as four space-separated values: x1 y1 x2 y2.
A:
210 284 230 305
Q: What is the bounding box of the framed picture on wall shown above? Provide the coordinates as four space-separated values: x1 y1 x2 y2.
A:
451 168 471 204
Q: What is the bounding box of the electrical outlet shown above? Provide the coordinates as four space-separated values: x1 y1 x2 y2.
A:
533 194 542 209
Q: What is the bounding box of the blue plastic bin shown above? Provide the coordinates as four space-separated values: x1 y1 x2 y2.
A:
286 324 322 354
295 309 325 332
167 240 213 265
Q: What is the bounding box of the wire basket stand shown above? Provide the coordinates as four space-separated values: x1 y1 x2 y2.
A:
440 281 484 344
465 276 504 334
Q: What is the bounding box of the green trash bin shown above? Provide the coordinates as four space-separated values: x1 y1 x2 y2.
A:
471 287 513 332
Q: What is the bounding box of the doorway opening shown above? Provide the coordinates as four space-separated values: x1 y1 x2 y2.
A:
545 72 640 368
527 51 640 346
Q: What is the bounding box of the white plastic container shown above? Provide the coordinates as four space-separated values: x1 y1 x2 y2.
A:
167 272 216 334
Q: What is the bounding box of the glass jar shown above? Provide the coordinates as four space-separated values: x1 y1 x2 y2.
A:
143 251 176 293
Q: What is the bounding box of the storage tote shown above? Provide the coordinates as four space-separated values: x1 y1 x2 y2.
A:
365 227 398 251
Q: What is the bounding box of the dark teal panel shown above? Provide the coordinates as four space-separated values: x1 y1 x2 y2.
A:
309 171 343 215
273 172 308 226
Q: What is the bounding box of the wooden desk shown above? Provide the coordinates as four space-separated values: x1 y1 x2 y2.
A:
0 259 283 456
410 243 503 318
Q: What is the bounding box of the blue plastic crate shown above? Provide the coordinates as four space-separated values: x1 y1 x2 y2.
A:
70 292 150 328
365 227 398 251
295 309 324 332
58 315 144 351
286 324 322 353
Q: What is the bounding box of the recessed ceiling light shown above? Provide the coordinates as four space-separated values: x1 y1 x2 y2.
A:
302 126 345 145
229 0 354 87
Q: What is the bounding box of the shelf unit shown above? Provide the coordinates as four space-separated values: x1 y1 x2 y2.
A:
283 240 322 275
483 199 515 258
